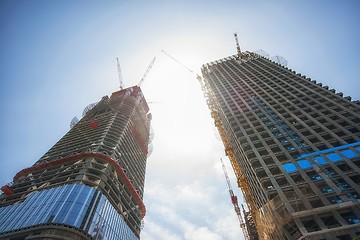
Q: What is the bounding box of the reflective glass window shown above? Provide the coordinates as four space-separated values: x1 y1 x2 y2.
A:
341 149 358 159
310 174 321 180
321 186 334 193
0 184 137 240
283 163 297 173
326 153 343 162
344 215 360 224
330 197 343 204
314 156 327 165
297 160 312 169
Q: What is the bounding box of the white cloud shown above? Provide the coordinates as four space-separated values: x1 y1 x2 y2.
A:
175 181 213 204
184 227 222 240
141 218 183 240
146 204 223 240
142 162 245 240
212 213 245 240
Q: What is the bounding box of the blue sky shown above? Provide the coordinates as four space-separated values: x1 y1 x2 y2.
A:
1 1 360 239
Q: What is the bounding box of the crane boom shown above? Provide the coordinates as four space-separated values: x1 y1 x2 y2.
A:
161 50 194 73
220 158 250 240
138 57 156 87
116 58 124 89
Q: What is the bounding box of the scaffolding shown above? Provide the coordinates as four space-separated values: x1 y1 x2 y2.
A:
197 71 295 239
195 74 261 238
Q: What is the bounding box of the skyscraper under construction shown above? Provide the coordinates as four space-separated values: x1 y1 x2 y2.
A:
200 47 360 239
0 86 152 239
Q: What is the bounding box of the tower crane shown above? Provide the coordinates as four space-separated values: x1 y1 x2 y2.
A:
138 57 156 87
161 50 194 73
220 158 250 240
116 57 156 89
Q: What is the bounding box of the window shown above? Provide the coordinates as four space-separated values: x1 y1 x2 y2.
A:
314 156 327 165
310 174 322 180
336 234 353 240
297 160 312 169
341 149 358 159
340 184 352 193
329 197 344 204
274 132 282 137
343 215 360 224
321 186 334 193
302 219 320 232
283 163 297 173
326 153 343 162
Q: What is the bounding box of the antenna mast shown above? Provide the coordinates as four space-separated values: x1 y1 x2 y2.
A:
234 33 242 58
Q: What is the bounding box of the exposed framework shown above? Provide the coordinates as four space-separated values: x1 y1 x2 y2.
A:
253 96 360 208
201 51 360 239
0 86 152 239
251 95 360 239
195 73 259 228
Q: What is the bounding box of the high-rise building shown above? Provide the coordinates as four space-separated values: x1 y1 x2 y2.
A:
200 51 360 239
0 86 152 240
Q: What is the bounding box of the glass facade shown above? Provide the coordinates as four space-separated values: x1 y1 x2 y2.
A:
282 141 360 173
0 184 137 240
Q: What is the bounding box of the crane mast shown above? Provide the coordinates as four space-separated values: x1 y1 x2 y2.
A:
116 58 124 89
234 33 242 58
220 158 250 240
